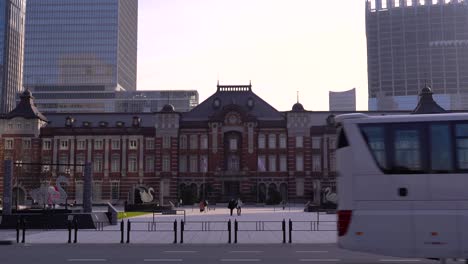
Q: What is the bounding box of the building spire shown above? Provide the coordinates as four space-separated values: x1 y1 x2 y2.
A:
297 91 299 103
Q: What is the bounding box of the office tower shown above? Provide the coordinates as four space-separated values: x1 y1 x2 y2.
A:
366 0 468 110
23 0 138 92
0 0 26 113
329 88 356 111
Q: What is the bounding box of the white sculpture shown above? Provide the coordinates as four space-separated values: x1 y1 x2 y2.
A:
30 176 69 206
138 187 155 203
30 183 50 205
323 187 338 204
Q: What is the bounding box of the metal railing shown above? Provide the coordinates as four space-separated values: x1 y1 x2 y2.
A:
9 218 338 244
73 220 124 244
288 219 337 243
126 219 177 244
180 220 231 244
234 219 287 244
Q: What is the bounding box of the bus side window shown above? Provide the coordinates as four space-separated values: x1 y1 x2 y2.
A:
393 127 422 172
361 126 388 170
455 124 468 170
337 128 349 149
430 124 453 172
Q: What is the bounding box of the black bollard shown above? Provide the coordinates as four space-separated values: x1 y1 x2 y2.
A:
73 220 78 243
180 220 184 244
120 220 124 244
16 220 20 243
173 220 177 244
282 219 286 244
289 219 292 244
126 220 131 244
68 220 72 244
21 219 26 244
234 220 238 244
228 219 231 244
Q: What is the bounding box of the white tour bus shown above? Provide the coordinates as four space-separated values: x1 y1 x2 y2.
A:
336 112 468 260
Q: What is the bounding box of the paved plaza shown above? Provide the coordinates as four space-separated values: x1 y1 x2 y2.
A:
0 205 337 244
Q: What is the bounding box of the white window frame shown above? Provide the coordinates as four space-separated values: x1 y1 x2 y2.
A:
268 134 276 149
180 135 187 149
76 155 85 173
129 139 138 150
22 139 31 149
146 138 155 150
258 155 266 172
268 155 277 172
296 154 304 171
94 140 103 150
145 156 155 172
279 134 287 149
163 136 171 149
229 138 237 151
128 156 137 172
258 134 266 149
43 139 52 150
179 155 187 172
77 140 86 150
312 155 322 172
93 156 103 173
200 135 208 149
280 155 287 172
190 155 198 173
111 155 120 173
312 137 321 149
111 140 120 150
110 181 120 200
4 139 13 150
60 140 69 150
296 136 303 148
162 155 170 172
190 135 198 150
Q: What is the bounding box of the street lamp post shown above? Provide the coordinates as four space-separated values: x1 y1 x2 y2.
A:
15 160 23 212
42 165 50 209
65 167 70 210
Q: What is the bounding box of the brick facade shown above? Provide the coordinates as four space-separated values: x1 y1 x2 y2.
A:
0 87 344 206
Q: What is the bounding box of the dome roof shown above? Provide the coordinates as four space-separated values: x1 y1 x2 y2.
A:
161 104 175 113
292 102 305 112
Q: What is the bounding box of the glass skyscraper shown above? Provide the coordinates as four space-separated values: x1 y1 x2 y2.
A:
366 0 468 110
23 0 137 92
0 0 26 113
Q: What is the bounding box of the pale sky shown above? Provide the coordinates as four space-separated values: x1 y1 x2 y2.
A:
137 0 368 111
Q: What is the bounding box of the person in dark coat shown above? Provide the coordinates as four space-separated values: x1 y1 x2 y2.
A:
228 198 236 216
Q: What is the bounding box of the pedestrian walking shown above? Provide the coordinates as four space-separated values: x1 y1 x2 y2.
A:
236 198 243 216
203 200 208 212
228 198 236 216
199 200 205 213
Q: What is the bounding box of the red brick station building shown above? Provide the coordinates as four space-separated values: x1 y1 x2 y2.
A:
0 84 361 206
